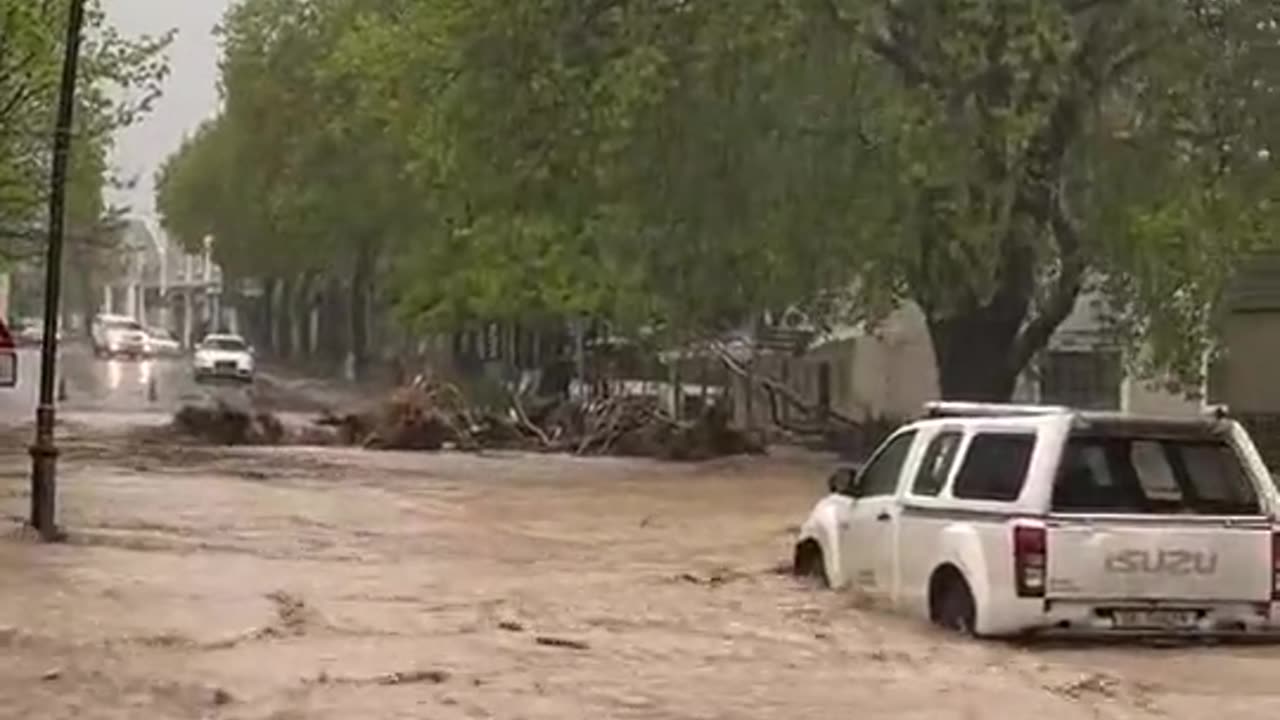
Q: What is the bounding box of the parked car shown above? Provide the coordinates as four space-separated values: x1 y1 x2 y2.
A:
13 318 41 347
793 401 1280 638
144 327 182 357
11 317 61 347
192 333 254 383
91 314 148 358
0 318 15 388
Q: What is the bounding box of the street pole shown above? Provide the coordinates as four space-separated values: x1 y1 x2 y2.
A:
30 0 88 541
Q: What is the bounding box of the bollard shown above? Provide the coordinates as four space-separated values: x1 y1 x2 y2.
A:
57 376 68 402
147 375 158 403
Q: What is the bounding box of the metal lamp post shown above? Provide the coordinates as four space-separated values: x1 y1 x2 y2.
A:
30 0 88 541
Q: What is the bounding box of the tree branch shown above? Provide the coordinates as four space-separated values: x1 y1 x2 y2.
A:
1011 188 1086 372
825 0 938 87
867 32 936 87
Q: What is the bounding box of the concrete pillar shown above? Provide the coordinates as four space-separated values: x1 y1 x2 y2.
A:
137 284 147 325
202 236 213 284
0 272 9 320
182 290 193 347
102 285 113 314
158 291 171 329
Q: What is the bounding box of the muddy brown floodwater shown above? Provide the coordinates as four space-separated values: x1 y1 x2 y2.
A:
2 431 1280 719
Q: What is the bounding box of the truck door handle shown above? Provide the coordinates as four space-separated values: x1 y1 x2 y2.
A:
876 511 891 522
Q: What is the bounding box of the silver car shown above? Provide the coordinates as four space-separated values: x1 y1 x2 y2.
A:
193 334 255 383
144 327 183 357
91 314 148 358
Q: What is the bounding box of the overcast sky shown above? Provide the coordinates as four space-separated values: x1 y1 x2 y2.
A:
104 0 232 215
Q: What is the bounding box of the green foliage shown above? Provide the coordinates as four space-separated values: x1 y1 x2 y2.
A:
0 0 172 262
157 0 1280 395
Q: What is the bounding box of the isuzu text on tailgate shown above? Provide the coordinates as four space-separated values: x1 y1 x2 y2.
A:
792 402 1280 638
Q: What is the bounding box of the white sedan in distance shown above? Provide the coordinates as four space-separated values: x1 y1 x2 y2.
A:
192 333 255 384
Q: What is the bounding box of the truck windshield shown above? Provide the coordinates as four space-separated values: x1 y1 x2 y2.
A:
1052 436 1259 515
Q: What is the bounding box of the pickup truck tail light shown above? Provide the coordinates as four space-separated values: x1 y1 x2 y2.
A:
1014 525 1047 598
0 321 15 389
1272 531 1280 601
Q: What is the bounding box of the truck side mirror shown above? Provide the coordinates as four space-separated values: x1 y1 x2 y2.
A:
827 466 862 495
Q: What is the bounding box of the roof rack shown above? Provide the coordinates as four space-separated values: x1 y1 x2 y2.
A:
922 401 1073 419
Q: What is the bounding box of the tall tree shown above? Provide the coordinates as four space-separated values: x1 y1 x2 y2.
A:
826 0 1280 398
156 0 1280 400
0 0 171 262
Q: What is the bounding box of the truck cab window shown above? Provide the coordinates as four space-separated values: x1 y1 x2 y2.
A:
856 431 918 498
911 431 962 497
951 433 1035 501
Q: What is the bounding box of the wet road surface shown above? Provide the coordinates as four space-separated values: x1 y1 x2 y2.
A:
3 347 1280 718
3 441 1280 719
0 345 199 421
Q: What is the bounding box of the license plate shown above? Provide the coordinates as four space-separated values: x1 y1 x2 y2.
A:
1112 609 1199 630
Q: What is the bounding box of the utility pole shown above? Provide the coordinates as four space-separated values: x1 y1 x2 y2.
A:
30 0 88 541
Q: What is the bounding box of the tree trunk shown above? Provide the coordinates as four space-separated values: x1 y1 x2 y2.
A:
929 310 1024 402
668 356 682 422
348 247 372 380
263 277 279 356
289 274 311 362
322 275 344 371
252 284 269 353
278 276 295 358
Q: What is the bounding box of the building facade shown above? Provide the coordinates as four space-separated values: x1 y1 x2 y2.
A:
101 216 231 346
733 290 1203 430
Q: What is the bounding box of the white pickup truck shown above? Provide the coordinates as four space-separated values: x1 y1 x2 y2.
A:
793 402 1280 637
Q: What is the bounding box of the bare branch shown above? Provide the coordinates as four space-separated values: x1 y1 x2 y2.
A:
1011 188 1086 372
867 32 935 87
815 0 938 86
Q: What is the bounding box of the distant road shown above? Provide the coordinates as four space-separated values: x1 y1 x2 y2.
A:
0 345 199 424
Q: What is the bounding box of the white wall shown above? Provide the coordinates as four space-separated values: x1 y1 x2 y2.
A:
1123 375 1202 416
802 303 940 422
800 292 1197 421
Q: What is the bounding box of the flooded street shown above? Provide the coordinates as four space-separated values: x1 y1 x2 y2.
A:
3 400 1280 718
2 0 1276 716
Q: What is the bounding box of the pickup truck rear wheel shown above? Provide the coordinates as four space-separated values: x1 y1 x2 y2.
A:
930 567 976 635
